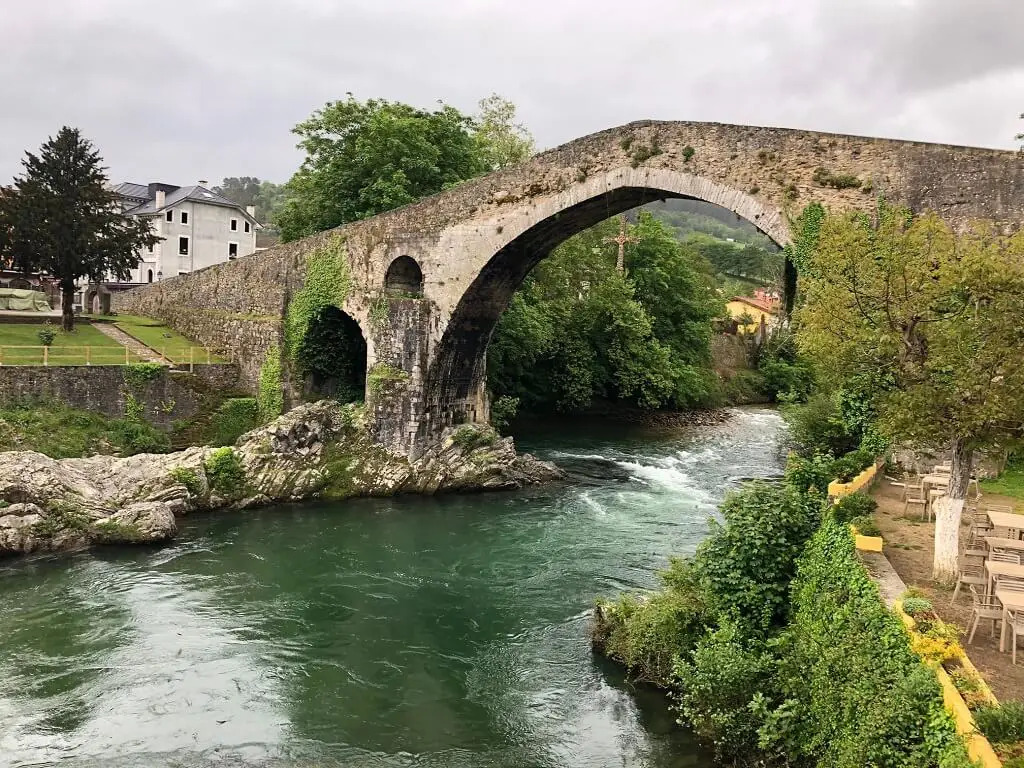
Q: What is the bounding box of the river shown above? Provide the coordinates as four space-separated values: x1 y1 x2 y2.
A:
0 407 787 768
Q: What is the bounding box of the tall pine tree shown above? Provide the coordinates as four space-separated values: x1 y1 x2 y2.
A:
0 127 158 330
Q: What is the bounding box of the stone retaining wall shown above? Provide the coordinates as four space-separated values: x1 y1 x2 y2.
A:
0 364 240 429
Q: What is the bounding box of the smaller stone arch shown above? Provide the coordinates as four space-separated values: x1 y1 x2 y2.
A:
384 255 424 297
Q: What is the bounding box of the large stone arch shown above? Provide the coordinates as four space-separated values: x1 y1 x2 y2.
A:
415 166 787 441
108 119 1024 455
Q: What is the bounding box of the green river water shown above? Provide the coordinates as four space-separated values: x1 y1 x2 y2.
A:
0 408 786 768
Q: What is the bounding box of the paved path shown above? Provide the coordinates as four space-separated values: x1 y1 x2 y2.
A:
91 322 165 363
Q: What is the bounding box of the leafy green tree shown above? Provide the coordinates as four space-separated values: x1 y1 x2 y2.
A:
488 214 721 413
795 201 1024 582
212 176 261 207
275 95 487 242
0 127 158 330
213 177 289 227
473 93 535 170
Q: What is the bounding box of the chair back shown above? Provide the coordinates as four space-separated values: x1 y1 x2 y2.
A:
934 464 952 475
969 584 989 608
999 579 1024 592
991 552 1022 565
987 504 1015 514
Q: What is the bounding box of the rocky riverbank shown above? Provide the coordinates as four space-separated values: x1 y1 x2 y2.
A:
0 401 563 558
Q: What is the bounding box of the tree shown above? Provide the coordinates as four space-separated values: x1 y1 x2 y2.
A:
275 95 487 242
473 93 535 170
1017 112 1024 150
213 177 288 226
0 128 158 330
488 214 721 412
794 200 1024 582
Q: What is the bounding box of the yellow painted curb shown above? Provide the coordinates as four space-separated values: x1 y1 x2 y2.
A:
828 461 879 499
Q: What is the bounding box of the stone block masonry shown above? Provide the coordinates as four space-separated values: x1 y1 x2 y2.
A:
111 120 1024 456
0 364 240 430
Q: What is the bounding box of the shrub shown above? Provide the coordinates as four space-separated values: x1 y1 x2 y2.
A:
901 597 934 616
849 515 881 536
758 356 815 402
490 395 519 433
451 424 497 452
109 418 170 455
673 621 777 762
204 447 246 498
36 324 57 346
832 493 878 524
772 515 962 767
947 666 989 710
974 702 1024 745
694 481 821 636
784 451 835 500
210 398 260 446
169 466 203 497
782 392 860 458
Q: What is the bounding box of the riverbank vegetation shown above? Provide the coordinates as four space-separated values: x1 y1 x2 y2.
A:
592 468 975 767
0 400 169 458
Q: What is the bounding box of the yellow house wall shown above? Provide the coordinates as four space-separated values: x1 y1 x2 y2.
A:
725 300 775 333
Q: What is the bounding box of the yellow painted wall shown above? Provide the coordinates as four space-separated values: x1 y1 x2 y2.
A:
725 299 776 333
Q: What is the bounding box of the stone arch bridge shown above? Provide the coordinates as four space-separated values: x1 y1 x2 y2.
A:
115 120 1024 457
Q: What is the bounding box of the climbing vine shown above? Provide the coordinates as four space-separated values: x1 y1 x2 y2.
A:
785 202 826 278
368 295 390 331
257 345 284 422
284 234 352 363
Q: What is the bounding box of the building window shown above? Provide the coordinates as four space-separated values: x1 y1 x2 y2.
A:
181 211 189 225
244 220 251 233
166 210 173 222
146 243 153 253
178 236 189 255
230 218 237 231
228 242 238 259
147 269 153 283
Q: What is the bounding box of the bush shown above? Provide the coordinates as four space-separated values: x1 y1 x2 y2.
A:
673 621 777 761
204 447 246 498
592 558 708 687
771 515 962 767
784 451 835 500
758 355 815 402
974 702 1024 745
849 515 881 536
901 597 934 616
490 395 519 433
169 466 203 497
782 392 860 458
209 398 260 446
109 418 171 455
832 492 877 524
694 481 822 636
36 324 57 346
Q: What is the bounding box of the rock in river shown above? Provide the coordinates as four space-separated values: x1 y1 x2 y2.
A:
0 401 563 558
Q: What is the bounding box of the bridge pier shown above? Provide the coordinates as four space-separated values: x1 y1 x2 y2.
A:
366 296 433 456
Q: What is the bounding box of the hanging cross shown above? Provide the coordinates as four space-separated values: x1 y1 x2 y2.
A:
604 215 638 274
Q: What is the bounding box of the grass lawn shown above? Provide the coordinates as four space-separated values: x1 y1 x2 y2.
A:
108 315 222 363
979 455 1024 502
0 322 137 365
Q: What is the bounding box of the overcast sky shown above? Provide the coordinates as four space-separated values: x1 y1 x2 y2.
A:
2 0 1022 187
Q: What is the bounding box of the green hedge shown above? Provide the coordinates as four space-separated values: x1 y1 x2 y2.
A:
764 515 966 767
593 483 973 766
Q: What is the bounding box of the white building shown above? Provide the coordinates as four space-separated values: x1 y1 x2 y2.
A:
111 182 260 283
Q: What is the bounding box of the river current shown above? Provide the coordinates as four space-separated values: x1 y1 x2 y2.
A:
0 407 787 768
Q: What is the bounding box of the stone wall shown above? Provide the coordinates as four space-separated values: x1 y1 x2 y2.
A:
0 364 240 429
110 120 1024 454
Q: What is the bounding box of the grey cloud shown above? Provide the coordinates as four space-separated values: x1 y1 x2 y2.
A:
1 0 1021 187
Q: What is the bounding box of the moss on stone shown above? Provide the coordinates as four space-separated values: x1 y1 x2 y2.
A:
91 519 146 542
284 234 352 364
257 346 284 422
367 363 409 399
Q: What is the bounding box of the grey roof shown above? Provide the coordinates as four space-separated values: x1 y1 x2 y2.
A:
115 183 260 226
114 182 150 201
